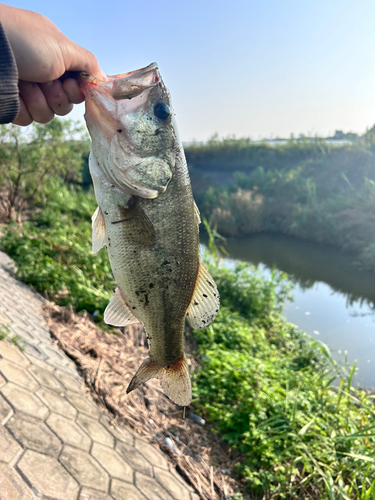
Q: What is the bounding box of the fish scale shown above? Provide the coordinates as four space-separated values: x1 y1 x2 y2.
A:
80 63 219 406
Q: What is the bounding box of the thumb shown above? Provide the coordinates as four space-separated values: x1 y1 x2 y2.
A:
64 42 107 81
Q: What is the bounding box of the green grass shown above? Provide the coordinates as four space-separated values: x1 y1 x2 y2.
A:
1 179 375 498
0 324 25 349
193 257 375 499
0 178 114 315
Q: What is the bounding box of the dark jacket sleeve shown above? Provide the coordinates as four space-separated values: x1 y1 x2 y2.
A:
0 22 19 124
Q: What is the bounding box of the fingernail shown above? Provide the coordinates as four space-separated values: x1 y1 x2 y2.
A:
18 81 33 93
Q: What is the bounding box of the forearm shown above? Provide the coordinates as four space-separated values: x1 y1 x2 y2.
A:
0 21 19 123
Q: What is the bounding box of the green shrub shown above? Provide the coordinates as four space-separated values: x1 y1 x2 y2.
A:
199 139 375 270
193 260 375 498
1 179 114 313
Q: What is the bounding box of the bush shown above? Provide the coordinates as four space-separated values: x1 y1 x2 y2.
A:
1 179 114 313
193 259 375 498
198 139 375 270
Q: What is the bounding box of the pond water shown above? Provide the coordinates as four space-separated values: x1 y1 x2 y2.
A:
205 233 375 388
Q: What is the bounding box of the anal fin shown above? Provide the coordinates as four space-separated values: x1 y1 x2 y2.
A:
104 287 139 327
186 260 220 329
92 206 106 254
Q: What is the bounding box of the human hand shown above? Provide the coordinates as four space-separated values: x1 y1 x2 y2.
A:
0 4 106 126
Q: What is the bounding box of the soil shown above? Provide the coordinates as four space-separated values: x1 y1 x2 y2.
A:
44 303 251 500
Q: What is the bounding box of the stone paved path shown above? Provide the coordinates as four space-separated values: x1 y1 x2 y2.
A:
0 251 198 500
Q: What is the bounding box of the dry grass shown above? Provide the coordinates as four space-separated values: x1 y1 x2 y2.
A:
44 303 250 500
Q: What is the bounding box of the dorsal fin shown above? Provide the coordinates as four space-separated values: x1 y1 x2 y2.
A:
104 288 139 327
186 260 220 329
92 206 106 254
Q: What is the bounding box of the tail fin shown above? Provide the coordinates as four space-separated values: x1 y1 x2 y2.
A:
126 354 192 406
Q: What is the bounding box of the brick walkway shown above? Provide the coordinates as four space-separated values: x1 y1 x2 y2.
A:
0 251 198 500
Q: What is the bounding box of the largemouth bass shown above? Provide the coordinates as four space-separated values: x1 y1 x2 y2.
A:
80 63 219 406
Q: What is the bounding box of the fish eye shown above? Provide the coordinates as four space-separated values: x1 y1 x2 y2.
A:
154 102 170 121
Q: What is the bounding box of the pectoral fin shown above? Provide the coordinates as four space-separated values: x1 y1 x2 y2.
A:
194 201 201 225
186 260 220 329
104 287 139 327
92 206 106 254
113 197 156 247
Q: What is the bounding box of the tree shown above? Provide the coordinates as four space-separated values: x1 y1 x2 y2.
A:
0 119 89 221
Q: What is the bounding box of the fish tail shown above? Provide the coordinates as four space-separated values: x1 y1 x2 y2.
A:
126 354 192 406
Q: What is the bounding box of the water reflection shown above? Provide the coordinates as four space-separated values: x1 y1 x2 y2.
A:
223 233 375 312
201 232 375 387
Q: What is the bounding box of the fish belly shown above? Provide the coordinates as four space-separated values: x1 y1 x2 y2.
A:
91 151 199 368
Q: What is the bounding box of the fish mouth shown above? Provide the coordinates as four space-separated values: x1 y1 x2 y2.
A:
79 62 161 101
79 62 170 145
111 62 160 101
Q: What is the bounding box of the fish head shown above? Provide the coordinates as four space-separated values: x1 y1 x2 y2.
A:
79 63 177 198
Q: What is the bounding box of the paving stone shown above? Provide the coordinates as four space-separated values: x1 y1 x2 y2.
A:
0 253 198 500
0 251 14 266
0 423 22 463
111 479 147 500
1 383 48 420
36 387 76 418
17 449 79 500
24 352 55 372
0 310 11 325
28 364 64 392
30 328 51 344
65 390 100 417
43 345 71 365
116 441 153 476
6 412 62 457
100 415 134 444
0 301 8 313
45 357 77 375
0 393 13 423
0 359 39 391
45 345 64 361
0 462 34 499
0 297 20 313
9 323 36 343
136 472 175 500
77 413 114 447
27 322 49 335
46 412 91 451
54 369 83 393
135 437 169 470
91 442 133 482
59 445 109 492
154 467 192 500
21 306 45 320
0 341 30 367
79 489 112 500
8 316 30 329
21 343 47 361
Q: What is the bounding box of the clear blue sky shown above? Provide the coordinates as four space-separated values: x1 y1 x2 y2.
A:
6 0 375 141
